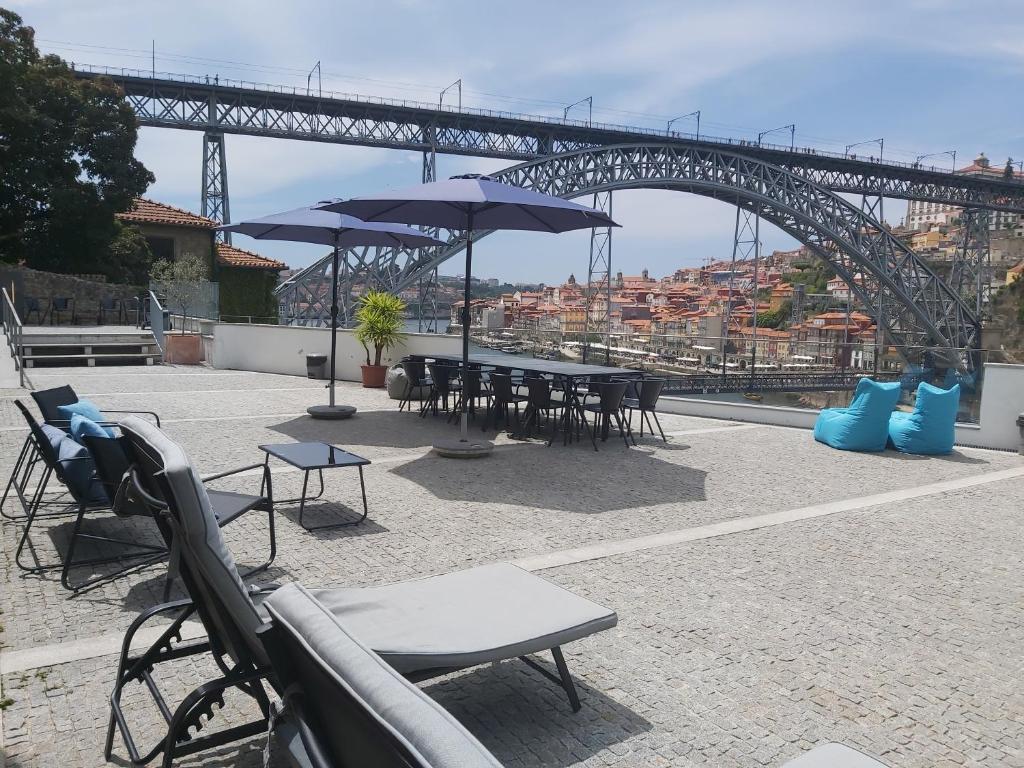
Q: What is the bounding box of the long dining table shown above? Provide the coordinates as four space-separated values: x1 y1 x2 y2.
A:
408 351 645 447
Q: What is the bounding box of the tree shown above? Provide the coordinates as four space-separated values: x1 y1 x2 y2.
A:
0 9 153 268
151 253 209 327
107 222 154 285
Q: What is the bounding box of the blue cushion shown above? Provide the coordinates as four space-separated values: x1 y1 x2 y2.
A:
70 413 111 442
39 423 68 460
813 378 901 451
57 399 114 437
56 435 108 504
888 383 959 455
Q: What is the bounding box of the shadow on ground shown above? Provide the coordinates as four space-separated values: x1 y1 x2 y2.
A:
267 409 444 450
390 441 707 513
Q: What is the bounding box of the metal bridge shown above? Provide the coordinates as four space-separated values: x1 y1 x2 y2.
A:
74 64 1024 371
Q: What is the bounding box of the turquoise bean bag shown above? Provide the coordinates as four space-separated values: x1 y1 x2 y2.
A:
888 382 960 455
813 378 901 452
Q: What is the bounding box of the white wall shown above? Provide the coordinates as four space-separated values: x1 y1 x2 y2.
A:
210 323 462 380
660 362 1024 452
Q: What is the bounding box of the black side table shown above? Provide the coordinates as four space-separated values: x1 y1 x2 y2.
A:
258 442 370 530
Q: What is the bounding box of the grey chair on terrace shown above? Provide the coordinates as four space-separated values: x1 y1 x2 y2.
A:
259 583 503 768
581 380 633 449
398 360 431 413
106 417 617 767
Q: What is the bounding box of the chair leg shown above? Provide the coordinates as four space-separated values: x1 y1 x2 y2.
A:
613 411 631 448
650 411 667 442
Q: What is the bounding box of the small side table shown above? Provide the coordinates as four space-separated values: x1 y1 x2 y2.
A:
259 442 370 531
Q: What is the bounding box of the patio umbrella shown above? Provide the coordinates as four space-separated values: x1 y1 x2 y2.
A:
318 175 619 455
219 203 444 419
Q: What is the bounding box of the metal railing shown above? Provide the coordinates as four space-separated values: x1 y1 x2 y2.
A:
1 287 25 387
145 290 169 352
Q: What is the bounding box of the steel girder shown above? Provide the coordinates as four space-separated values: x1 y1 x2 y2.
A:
583 191 613 364
79 70 1024 213
950 209 991 320
201 131 230 240
276 143 980 368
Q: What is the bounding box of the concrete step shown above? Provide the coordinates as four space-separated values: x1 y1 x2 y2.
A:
20 332 157 346
24 351 160 368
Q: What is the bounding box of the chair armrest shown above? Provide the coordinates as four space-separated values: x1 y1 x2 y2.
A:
201 462 274 505
102 409 162 426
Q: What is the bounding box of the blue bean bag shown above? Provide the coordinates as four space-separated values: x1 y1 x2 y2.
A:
813 378 901 452
888 382 959 455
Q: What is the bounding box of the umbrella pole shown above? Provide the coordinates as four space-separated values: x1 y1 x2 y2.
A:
461 213 473 441
329 242 339 407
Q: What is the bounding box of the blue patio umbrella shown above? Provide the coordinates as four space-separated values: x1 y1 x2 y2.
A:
219 203 444 419
318 175 619 453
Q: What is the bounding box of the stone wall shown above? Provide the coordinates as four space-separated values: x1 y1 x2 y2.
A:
0 265 143 325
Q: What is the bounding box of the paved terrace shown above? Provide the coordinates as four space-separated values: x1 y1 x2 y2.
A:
1 365 1022 768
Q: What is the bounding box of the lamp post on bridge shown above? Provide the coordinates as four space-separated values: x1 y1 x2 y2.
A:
667 110 700 139
845 138 884 161
757 124 795 150
915 150 957 172
563 96 593 126
439 79 462 110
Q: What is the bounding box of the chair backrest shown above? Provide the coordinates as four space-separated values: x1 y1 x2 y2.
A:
14 400 63 472
488 372 515 401
80 434 150 517
15 399 103 505
638 378 666 410
26 296 41 312
525 377 551 408
461 369 483 399
100 296 117 311
427 363 456 395
848 377 901 418
587 374 610 394
596 381 629 413
261 584 503 768
31 385 78 424
912 381 960 420
401 360 426 385
118 416 266 667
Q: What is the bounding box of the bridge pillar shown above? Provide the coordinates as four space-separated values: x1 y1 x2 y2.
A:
583 191 612 364
417 145 439 332
201 131 230 243
721 207 759 378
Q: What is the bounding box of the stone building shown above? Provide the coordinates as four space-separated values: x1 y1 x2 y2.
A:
116 199 287 320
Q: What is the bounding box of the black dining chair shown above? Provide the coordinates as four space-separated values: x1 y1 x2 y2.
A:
581 380 633 449
621 378 667 442
520 378 571 446
97 296 122 325
422 363 461 417
23 296 45 324
398 360 431 413
483 372 528 432
49 297 75 325
448 369 489 424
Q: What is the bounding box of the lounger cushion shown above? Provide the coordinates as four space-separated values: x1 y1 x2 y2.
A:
307 563 618 674
782 742 889 767
39 423 68 458
56 434 107 504
264 583 503 768
58 399 114 437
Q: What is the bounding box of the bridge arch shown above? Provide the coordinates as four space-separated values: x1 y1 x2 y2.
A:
277 143 979 365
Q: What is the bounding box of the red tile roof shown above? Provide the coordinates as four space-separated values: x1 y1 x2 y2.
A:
117 198 218 229
216 242 287 270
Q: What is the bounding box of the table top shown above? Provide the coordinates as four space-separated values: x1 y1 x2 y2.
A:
413 351 643 379
259 442 370 470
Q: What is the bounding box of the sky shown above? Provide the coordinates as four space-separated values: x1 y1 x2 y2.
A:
11 0 1024 283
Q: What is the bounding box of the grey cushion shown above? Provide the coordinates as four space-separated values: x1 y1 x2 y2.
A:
782 743 889 767
264 583 503 768
307 563 617 674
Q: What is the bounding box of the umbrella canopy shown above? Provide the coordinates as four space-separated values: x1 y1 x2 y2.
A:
218 202 444 418
218 202 443 248
316 175 618 232
318 176 619 451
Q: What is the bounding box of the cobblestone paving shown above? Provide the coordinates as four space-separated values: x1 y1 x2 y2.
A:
1 365 1022 767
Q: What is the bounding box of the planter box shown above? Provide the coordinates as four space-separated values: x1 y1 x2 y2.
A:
164 333 203 365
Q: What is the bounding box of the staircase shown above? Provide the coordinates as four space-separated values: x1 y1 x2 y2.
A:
20 327 162 368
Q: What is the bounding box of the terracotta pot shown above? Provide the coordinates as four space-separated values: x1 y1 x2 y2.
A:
360 364 388 388
164 333 203 365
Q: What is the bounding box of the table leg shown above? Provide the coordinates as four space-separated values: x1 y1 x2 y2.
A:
297 470 311 529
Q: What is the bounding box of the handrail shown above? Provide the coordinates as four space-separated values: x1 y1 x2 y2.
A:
147 290 168 353
1 287 25 387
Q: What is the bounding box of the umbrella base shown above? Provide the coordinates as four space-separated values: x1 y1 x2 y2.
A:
307 405 357 420
432 436 493 458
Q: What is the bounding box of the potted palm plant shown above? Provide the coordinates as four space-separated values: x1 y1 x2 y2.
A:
354 289 407 387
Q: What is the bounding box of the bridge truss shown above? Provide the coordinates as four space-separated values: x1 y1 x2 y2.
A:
278 144 983 369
